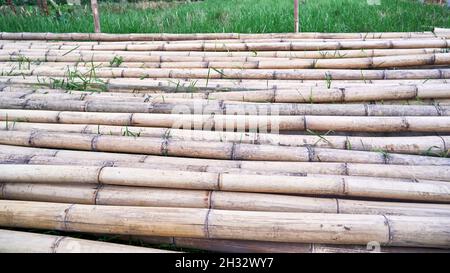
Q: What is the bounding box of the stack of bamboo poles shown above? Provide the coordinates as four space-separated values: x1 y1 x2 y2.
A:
0 28 450 253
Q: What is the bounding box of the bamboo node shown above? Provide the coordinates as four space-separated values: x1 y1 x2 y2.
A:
434 103 444 116
90 135 100 151
306 146 315 162
28 130 39 146
364 104 370 116
50 236 66 253
230 142 237 160
95 166 105 184
0 182 5 199
218 100 225 113
92 184 104 205
204 207 213 239
271 89 277 103
339 88 346 102
62 204 76 231
429 54 437 66
160 136 170 157
335 199 340 214
382 70 388 80
343 163 349 176
400 117 411 131
128 113 134 126
341 178 348 195
382 215 394 245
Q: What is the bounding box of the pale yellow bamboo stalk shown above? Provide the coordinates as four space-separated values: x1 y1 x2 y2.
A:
2 53 449 69
1 48 447 60
0 229 174 253
1 130 449 165
2 83 450 104
124 236 450 253
1 152 446 186
2 75 449 92
1 109 450 132
1 144 449 181
1 97 448 116
2 183 450 217
0 200 449 247
1 121 448 155
7 66 450 81
1 164 449 202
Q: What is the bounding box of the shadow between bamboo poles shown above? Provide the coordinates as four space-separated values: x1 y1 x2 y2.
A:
2 183 450 217
0 229 174 253
0 130 449 165
0 200 449 248
0 164 449 202
1 98 449 116
1 121 448 155
1 144 449 181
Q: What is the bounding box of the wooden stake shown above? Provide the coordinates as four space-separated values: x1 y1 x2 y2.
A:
90 0 101 33
294 0 300 33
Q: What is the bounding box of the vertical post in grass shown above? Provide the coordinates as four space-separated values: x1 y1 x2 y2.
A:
294 0 300 33
41 0 50 16
91 0 101 33
6 0 16 14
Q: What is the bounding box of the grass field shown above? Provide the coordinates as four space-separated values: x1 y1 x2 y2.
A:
0 0 449 34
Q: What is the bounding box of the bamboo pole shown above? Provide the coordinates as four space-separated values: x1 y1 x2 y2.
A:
1 151 446 185
1 97 448 116
2 83 450 104
1 39 449 51
1 121 448 155
1 53 450 69
0 200 449 247
6 66 450 81
2 183 450 217
1 130 449 165
1 164 449 202
1 144 449 181
0 229 174 253
1 109 450 132
1 48 447 60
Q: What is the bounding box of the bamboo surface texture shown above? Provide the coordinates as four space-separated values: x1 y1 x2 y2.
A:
0 229 175 253
1 30 450 253
1 200 450 248
1 144 450 181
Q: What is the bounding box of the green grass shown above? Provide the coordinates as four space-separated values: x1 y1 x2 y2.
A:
0 0 449 33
